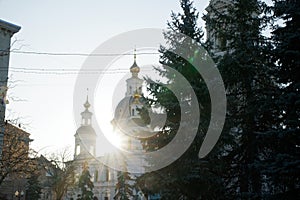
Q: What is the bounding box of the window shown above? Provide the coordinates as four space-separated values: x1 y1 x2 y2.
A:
94 170 98 182
104 192 110 200
45 166 53 177
89 146 94 155
76 145 80 155
105 168 110 181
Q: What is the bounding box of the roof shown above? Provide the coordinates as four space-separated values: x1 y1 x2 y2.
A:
114 96 132 120
0 19 21 34
130 61 140 73
4 122 32 141
75 125 97 136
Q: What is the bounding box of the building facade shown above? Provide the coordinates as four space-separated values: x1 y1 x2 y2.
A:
0 123 33 200
0 19 20 157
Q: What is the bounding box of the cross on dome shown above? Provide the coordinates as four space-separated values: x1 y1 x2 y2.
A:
84 89 91 109
130 48 140 76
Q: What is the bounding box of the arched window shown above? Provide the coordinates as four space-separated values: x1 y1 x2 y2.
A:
94 170 98 182
105 168 110 181
76 145 80 155
89 146 94 155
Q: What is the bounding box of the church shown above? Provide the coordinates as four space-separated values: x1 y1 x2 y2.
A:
66 53 150 200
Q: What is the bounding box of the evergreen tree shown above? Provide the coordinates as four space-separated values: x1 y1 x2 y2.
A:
138 0 226 199
114 170 133 200
205 0 275 198
265 0 300 197
78 162 94 200
25 174 42 200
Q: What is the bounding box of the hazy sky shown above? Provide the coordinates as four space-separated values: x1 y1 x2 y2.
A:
0 0 210 155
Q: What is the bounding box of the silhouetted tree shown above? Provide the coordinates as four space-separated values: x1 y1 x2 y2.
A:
78 162 94 200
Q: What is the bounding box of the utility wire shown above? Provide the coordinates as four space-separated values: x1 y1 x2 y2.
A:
0 50 160 57
5 67 128 71
2 66 155 75
8 70 135 75
0 49 159 75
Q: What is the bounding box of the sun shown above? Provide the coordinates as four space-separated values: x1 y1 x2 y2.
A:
105 131 123 150
93 121 124 155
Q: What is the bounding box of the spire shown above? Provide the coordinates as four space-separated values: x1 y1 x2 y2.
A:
130 47 140 77
81 88 92 126
84 88 90 109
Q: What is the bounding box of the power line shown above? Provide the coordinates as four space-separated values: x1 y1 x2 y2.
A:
0 49 160 75
2 66 155 75
0 50 160 57
8 67 130 71
8 70 131 75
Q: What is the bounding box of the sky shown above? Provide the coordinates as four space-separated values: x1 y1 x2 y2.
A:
0 0 210 156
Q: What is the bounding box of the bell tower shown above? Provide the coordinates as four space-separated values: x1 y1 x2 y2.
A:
126 49 143 97
74 94 97 159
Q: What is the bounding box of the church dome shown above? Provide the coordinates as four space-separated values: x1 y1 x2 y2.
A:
114 96 132 120
130 49 140 75
75 125 96 136
130 61 140 74
113 95 148 120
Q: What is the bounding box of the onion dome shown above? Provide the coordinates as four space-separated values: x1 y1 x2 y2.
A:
130 49 140 76
76 125 96 136
84 97 91 109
